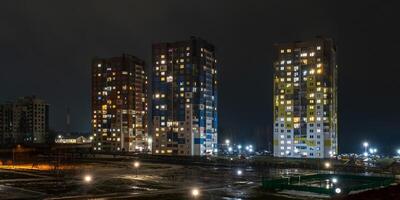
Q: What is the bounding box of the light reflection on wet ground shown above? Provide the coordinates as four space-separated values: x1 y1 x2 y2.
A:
0 161 315 199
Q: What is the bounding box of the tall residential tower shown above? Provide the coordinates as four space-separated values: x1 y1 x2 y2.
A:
91 54 148 152
152 37 218 156
273 37 338 158
0 96 49 145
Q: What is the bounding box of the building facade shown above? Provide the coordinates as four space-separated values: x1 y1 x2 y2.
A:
91 54 148 152
273 37 338 158
152 37 218 156
0 96 49 145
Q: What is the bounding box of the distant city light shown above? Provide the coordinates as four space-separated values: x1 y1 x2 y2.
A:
225 139 230 145
363 152 368 157
335 188 341 194
237 145 242 149
236 169 243 176
228 147 233 152
397 149 400 155
369 148 374 154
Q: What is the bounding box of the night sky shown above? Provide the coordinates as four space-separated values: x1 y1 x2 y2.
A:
1 1 400 154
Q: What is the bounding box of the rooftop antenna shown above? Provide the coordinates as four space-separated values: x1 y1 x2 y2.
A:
66 106 71 136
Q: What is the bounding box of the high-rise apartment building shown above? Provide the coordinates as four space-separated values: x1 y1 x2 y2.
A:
273 37 338 158
0 96 49 145
91 54 148 152
152 37 218 156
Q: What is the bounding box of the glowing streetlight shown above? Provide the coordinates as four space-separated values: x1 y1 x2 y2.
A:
84 175 92 183
335 188 341 194
237 145 242 149
191 188 200 198
397 149 400 155
363 142 369 148
225 139 230 145
363 142 369 154
228 147 233 152
236 169 243 176
324 162 331 169
332 178 338 184
134 161 140 177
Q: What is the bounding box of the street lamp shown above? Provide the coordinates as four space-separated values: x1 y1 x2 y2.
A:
191 188 200 198
324 162 331 169
335 188 341 194
236 169 243 176
225 139 230 145
332 178 338 184
363 142 369 154
134 161 140 177
84 175 92 183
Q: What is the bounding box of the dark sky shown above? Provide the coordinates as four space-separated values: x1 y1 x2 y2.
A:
1 0 400 154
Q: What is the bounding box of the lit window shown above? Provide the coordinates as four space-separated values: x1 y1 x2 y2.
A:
167 76 173 82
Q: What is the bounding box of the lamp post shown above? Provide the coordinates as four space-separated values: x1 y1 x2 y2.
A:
84 175 92 183
191 188 200 198
134 161 140 177
363 142 369 155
